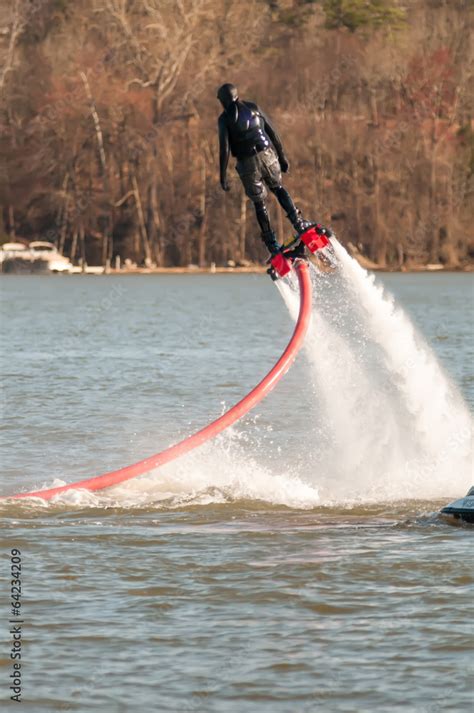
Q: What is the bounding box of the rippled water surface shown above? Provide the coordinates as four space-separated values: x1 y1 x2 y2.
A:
1 272 473 712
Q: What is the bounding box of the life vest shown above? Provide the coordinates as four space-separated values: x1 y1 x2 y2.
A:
225 101 270 159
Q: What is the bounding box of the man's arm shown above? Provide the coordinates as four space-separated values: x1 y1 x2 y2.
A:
218 114 230 191
258 105 289 173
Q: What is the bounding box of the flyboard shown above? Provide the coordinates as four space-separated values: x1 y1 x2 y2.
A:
267 224 337 281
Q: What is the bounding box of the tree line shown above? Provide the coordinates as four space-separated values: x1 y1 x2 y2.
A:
0 0 472 268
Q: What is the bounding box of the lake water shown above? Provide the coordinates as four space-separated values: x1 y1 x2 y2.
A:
0 268 473 711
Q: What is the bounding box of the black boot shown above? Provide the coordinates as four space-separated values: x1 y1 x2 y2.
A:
254 200 281 255
273 187 313 235
261 229 281 256
291 211 314 235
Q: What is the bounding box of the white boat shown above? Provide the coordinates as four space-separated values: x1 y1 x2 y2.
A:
0 242 45 273
29 242 73 273
1 241 73 273
0 242 29 263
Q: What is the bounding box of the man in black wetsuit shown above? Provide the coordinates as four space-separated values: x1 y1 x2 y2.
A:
217 82 313 256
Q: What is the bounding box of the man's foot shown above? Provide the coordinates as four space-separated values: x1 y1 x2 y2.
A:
293 217 314 235
261 229 281 256
287 208 314 235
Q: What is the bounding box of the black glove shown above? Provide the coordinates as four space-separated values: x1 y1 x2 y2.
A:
220 177 230 192
279 156 289 173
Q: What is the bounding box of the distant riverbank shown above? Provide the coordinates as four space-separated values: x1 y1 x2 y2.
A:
64 262 474 275
2 257 473 276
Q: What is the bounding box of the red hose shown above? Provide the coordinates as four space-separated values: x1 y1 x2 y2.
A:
6 262 312 501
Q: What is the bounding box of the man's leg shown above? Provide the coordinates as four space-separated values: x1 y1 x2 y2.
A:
254 201 280 255
259 148 313 234
236 156 281 255
272 186 312 234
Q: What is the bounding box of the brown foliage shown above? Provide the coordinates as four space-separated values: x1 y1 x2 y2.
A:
0 0 473 267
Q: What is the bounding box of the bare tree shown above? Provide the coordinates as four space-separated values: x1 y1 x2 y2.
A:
0 1 25 95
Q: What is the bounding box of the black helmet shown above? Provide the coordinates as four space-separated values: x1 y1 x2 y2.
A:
217 83 238 108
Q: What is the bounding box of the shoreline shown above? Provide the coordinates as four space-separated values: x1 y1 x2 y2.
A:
72 263 474 275
2 262 473 276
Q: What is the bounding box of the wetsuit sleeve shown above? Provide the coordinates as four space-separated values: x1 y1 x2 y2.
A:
257 105 287 164
218 114 230 186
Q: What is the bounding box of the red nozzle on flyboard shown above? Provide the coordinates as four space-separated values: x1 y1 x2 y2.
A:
300 224 332 253
268 224 334 280
269 252 293 279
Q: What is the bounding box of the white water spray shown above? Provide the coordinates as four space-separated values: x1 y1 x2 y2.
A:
37 428 321 510
279 242 472 502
